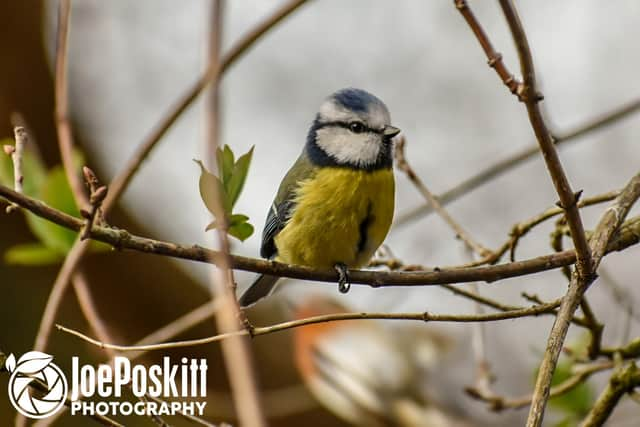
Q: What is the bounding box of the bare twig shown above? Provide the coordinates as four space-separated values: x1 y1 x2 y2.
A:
72 270 114 354
467 361 613 412
56 300 562 352
396 98 640 227
32 237 90 353
601 337 640 360
2 183 640 290
373 255 593 328
204 2 266 425
395 135 493 258
498 0 592 280
55 0 89 210
104 0 310 208
528 171 640 426
454 0 523 97
506 191 619 262
27 0 310 381
4 126 27 213
80 167 107 240
580 362 640 426
455 0 599 424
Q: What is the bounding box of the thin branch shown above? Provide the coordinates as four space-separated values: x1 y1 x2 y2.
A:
33 237 89 353
80 167 107 240
505 191 620 262
3 127 27 213
395 98 640 227
580 362 640 427
527 171 640 426
395 136 492 258
103 0 310 209
32 1 109 387
54 0 89 210
466 361 612 412
373 255 592 328
27 0 311 382
204 1 266 425
56 300 562 352
498 0 592 281
2 183 639 290
72 269 114 354
456 0 599 424
601 337 640 360
454 0 523 97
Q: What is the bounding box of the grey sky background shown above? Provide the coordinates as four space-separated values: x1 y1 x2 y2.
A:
45 1 640 424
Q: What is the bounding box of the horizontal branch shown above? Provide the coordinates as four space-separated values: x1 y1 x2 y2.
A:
57 299 561 352
1 183 639 289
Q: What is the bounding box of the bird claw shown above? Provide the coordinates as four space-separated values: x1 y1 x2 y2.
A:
334 263 350 294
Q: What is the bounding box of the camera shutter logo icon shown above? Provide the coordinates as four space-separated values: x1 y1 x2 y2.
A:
5 352 68 419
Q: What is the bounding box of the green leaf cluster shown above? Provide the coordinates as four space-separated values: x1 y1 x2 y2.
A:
0 140 105 265
195 145 255 241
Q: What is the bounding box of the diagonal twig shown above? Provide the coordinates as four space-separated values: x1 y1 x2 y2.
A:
395 135 493 258
496 0 592 280
395 97 640 227
54 0 89 210
528 171 640 426
28 0 311 376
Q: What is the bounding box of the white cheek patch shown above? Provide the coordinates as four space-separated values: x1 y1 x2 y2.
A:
316 127 381 167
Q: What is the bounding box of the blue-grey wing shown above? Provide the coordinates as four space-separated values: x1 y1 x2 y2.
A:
260 152 316 259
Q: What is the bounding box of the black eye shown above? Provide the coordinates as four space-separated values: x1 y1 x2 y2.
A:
349 122 365 133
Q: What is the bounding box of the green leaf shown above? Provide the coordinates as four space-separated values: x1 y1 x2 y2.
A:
205 215 253 235
222 145 235 185
228 221 254 241
226 146 254 208
195 159 231 215
4 243 63 265
25 166 79 253
229 213 249 226
215 145 234 186
21 152 47 198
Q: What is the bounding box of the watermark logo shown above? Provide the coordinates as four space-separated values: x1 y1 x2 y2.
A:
4 353 208 419
5 352 68 419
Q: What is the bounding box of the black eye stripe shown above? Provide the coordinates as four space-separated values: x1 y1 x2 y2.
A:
316 121 383 135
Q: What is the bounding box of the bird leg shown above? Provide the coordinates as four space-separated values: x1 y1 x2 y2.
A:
334 263 350 293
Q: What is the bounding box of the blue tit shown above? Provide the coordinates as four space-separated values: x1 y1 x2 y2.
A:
239 88 400 307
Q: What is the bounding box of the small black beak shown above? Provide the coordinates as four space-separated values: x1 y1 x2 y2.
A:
383 125 401 138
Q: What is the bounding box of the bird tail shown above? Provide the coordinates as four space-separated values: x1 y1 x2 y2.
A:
239 274 280 307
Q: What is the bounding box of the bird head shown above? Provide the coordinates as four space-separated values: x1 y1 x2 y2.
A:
306 88 400 170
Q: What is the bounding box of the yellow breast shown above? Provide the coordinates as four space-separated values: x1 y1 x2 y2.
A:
275 167 394 268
